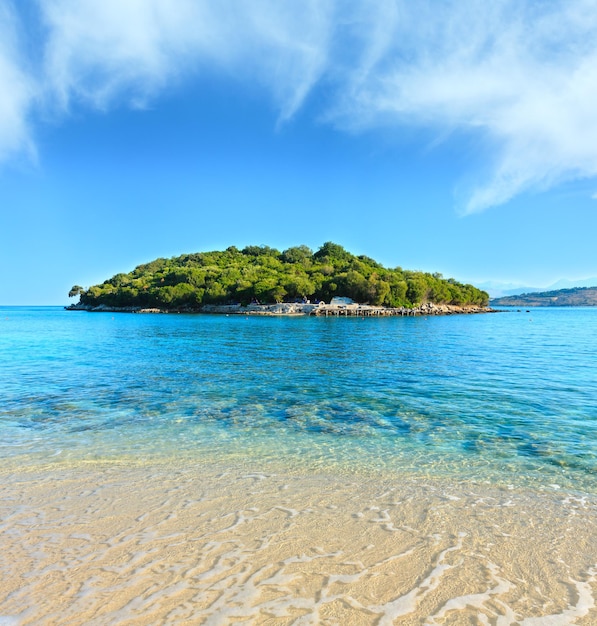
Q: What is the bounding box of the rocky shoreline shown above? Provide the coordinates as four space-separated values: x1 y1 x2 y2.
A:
66 302 496 316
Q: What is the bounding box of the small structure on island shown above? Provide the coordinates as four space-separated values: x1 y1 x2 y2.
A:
329 296 354 306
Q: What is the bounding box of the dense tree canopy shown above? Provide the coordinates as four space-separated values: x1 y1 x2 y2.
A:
70 243 489 309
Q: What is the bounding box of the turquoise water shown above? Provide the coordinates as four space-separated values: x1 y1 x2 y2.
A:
1 306 596 491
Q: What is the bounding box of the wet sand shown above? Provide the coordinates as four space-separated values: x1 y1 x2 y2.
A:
1 461 595 625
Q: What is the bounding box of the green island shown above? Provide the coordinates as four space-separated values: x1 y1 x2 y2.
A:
67 242 489 314
490 286 597 307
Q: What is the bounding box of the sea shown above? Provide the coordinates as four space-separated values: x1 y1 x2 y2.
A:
0 306 595 624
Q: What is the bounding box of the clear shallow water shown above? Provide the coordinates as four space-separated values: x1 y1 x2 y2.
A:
1 306 595 492
1 306 597 624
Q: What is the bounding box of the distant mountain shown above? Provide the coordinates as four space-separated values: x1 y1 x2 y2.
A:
476 281 542 298
490 286 597 307
478 277 597 299
546 277 597 290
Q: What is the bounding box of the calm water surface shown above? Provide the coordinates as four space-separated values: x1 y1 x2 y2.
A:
1 306 595 492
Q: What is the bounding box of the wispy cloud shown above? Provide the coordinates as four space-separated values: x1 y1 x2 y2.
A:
333 1 597 213
40 0 332 120
3 0 597 212
0 2 36 164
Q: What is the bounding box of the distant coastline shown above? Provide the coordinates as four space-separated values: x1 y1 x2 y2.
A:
490 285 597 307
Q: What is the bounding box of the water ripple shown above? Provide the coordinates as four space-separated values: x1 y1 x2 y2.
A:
1 307 595 490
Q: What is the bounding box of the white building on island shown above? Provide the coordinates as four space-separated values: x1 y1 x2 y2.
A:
329 296 354 306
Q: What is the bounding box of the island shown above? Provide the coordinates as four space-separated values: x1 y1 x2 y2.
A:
490 286 597 307
67 242 491 315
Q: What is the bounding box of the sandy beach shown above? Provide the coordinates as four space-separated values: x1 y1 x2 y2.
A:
1 460 595 625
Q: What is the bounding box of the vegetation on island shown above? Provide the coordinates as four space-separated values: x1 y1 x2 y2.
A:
490 286 597 307
69 242 489 309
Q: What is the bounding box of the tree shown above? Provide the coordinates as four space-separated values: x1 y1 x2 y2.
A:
406 276 427 306
387 278 408 307
284 276 315 300
242 245 280 257
313 241 352 265
69 285 85 298
282 245 312 264
369 277 391 305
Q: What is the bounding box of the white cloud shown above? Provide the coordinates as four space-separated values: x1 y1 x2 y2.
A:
328 0 597 213
39 0 333 121
3 1 597 212
0 3 36 164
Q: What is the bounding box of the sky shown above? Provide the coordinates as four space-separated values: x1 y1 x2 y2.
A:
2 0 597 304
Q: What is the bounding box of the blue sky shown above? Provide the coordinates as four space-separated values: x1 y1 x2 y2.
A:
2 0 597 304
